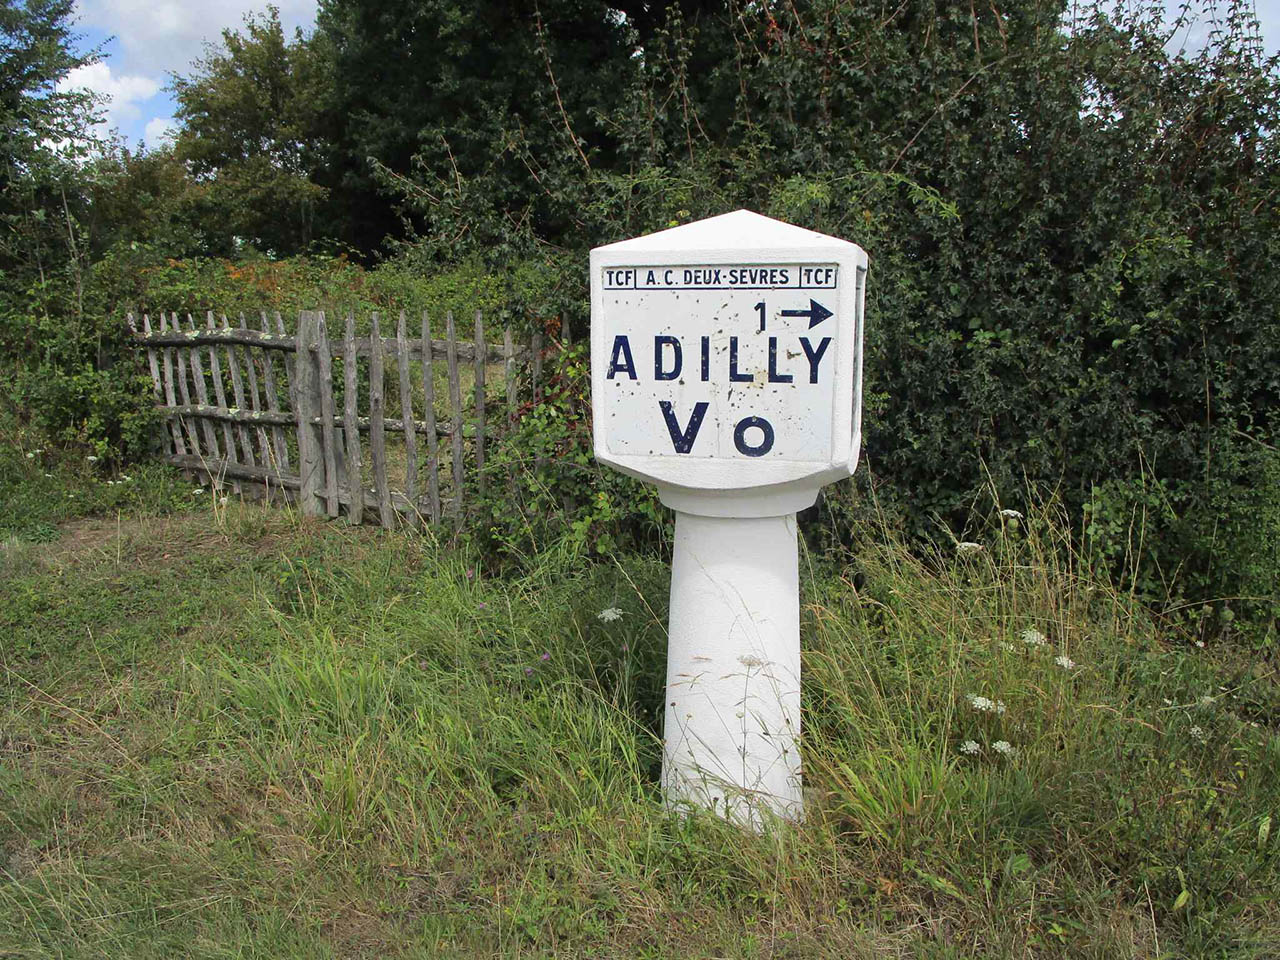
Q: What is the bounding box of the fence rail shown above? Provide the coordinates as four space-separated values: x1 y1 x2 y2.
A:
129 308 551 530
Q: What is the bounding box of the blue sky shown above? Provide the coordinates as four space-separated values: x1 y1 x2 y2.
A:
62 0 319 148
60 1 1280 150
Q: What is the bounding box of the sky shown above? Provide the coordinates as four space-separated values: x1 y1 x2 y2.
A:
58 0 1280 151
61 0 319 148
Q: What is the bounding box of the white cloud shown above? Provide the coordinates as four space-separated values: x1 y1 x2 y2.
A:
143 116 178 146
74 0 320 79
56 61 162 136
59 61 158 103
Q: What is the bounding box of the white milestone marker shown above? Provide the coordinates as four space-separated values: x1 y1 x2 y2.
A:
590 210 867 827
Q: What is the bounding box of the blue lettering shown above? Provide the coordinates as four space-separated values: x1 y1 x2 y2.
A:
767 337 792 383
734 417 775 457
659 401 709 454
700 336 710 381
654 336 682 381
729 336 752 382
800 337 831 384
608 335 637 380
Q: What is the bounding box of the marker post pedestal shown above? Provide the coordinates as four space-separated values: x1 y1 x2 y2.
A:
590 210 867 829
662 507 803 826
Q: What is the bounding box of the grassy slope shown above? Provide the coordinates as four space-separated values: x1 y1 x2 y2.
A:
1 440 1279 958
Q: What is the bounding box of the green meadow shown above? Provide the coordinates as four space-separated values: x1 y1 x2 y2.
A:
2 441 1277 958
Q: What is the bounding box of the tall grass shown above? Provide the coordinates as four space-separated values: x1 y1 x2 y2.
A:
1 491 1277 957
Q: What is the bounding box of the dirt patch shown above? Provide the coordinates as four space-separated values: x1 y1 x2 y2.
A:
57 515 131 556
32 507 289 572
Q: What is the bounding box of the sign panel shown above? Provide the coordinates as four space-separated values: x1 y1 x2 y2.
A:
598 263 841 462
590 210 866 499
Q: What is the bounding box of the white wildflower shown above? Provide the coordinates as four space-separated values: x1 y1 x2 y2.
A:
1021 628 1048 647
193 487 205 495
969 695 1007 715
992 740 1016 756
999 640 1016 652
597 607 624 623
1162 698 1174 706
956 541 983 555
121 475 132 482
44 473 53 478
1000 509 1024 520
1194 640 1205 649
1199 694 1215 707
219 496 229 506
1189 725 1207 744
86 455 98 462
25 452 34 459
959 740 981 755
737 654 765 669
1055 655 1076 670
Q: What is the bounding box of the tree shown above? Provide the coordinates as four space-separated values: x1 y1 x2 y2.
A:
315 0 714 256
0 0 100 292
170 6 334 256
368 0 1280 628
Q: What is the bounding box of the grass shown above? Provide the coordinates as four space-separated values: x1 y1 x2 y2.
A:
1 437 1278 957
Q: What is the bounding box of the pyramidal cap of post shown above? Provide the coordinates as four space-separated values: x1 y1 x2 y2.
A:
589 210 867 513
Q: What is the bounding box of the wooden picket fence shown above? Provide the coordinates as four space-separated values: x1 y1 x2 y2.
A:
129 308 552 529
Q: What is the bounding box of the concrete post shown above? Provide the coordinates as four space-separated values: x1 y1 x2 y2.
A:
589 210 867 829
663 511 802 825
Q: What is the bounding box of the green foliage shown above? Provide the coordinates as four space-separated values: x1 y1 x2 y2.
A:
469 335 670 565
368 0 1280 636
0 419 195 545
314 0 676 254
170 5 335 256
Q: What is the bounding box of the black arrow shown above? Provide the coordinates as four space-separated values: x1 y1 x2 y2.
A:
780 299 833 329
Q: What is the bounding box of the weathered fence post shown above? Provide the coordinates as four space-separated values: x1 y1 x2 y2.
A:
185 313 221 466
257 311 292 473
343 313 364 526
421 311 442 524
236 313 273 472
204 312 241 495
473 309 486 496
295 310 326 517
397 310 419 527
446 311 464 528
368 312 395 528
